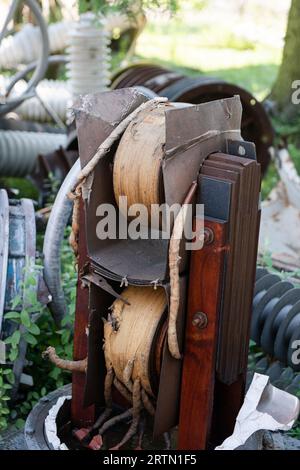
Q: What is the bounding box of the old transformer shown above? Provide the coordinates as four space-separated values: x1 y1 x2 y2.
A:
42 89 261 450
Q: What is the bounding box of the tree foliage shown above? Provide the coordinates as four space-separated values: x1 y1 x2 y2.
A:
271 0 300 115
78 0 179 15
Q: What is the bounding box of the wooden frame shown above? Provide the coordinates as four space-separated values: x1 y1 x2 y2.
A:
71 199 95 428
178 218 228 449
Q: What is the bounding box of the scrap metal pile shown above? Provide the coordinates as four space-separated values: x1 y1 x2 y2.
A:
0 0 299 452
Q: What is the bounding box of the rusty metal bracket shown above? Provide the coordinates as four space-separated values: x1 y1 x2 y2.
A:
226 139 257 161
81 272 130 306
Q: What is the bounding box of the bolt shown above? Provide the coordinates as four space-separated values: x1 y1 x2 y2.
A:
238 145 246 156
192 312 208 329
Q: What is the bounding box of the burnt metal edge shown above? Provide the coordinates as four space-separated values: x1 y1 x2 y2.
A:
24 383 71 450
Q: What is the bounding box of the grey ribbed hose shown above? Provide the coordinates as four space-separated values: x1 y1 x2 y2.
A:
0 130 67 176
43 159 80 325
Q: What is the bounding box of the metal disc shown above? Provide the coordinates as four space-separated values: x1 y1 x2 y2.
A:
264 361 284 382
285 374 300 395
255 267 269 282
274 299 300 363
287 325 300 371
251 280 293 344
260 286 300 355
252 273 281 309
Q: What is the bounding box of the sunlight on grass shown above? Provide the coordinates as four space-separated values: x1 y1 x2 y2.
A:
135 2 286 100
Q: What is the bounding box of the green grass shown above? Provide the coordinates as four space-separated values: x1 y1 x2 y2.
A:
0 177 38 200
135 16 281 100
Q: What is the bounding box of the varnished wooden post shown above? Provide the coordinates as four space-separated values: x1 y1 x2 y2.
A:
71 199 95 428
178 218 227 450
211 375 245 446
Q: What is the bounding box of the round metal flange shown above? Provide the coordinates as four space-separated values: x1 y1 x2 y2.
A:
133 86 158 99
110 63 159 85
111 64 168 89
111 64 274 174
285 374 300 395
272 366 296 390
260 287 300 355
254 356 269 374
125 68 168 88
250 355 300 397
274 299 300 364
143 71 184 93
160 76 273 174
255 267 269 282
251 280 293 344
264 361 285 383
252 274 281 309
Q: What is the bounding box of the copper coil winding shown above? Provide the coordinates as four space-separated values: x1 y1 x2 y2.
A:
104 285 167 398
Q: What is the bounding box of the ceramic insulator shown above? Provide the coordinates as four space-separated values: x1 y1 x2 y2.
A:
251 267 300 371
0 21 72 69
0 24 41 68
14 79 71 122
48 21 73 54
66 13 111 97
0 130 66 176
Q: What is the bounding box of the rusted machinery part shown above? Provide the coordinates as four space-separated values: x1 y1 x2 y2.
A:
251 267 300 371
24 359 298 451
133 86 158 99
111 65 273 174
0 193 41 400
43 98 166 325
111 63 172 89
0 0 49 116
111 63 184 94
43 159 80 325
160 76 273 175
143 71 184 94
